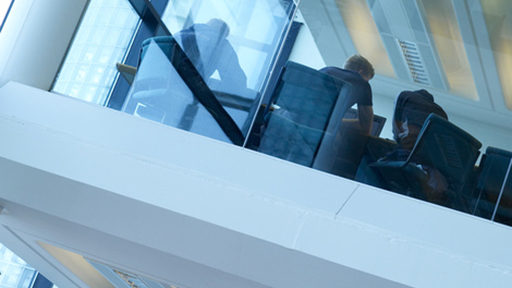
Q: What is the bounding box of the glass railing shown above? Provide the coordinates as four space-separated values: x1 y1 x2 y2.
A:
122 42 512 226
117 0 512 228
52 0 140 105
471 147 512 226
122 36 249 144
121 0 298 145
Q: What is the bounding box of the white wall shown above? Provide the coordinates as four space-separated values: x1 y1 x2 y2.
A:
0 0 88 90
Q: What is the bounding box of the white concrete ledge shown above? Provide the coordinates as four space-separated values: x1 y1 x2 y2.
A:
0 82 511 288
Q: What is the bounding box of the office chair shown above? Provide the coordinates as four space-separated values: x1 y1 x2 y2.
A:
258 61 351 167
370 113 482 211
472 146 512 226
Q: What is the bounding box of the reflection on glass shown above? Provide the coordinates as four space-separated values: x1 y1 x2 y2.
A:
472 147 512 225
495 161 512 225
122 38 239 144
481 1 512 109
336 0 395 78
123 0 296 142
420 0 478 100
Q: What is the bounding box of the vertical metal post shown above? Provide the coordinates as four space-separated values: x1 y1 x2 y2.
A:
491 158 512 221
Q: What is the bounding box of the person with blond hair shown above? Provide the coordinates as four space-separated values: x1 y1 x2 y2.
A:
311 55 375 179
320 54 375 135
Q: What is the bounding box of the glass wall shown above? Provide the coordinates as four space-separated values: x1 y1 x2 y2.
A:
49 0 512 226
0 243 36 288
122 0 298 144
52 0 297 144
296 0 512 226
52 0 139 105
335 0 395 78
162 0 297 93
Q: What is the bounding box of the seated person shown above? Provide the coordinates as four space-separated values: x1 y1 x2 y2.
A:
381 89 449 204
391 89 448 154
320 54 375 135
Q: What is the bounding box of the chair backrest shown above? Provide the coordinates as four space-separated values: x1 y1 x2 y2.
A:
473 146 512 225
258 61 351 166
135 36 180 84
407 113 482 193
139 36 176 65
270 61 349 130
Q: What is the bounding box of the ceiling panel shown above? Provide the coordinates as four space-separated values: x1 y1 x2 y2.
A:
335 0 395 78
421 0 479 101
300 0 512 131
480 1 512 110
361 0 512 114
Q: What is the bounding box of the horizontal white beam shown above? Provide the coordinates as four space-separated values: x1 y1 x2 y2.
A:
0 82 511 288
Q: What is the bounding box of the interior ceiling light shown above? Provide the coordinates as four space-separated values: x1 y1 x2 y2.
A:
367 0 449 90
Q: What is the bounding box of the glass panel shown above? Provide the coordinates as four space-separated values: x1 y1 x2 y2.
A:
52 0 139 105
495 161 512 225
255 60 383 183
160 0 297 136
336 0 396 78
420 0 478 100
122 38 242 144
257 62 354 168
336 0 478 99
122 0 297 143
480 1 512 109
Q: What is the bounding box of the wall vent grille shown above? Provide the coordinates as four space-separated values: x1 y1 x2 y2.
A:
398 39 431 86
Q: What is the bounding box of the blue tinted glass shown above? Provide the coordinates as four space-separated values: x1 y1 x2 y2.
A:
52 0 139 105
122 0 297 144
122 38 233 143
